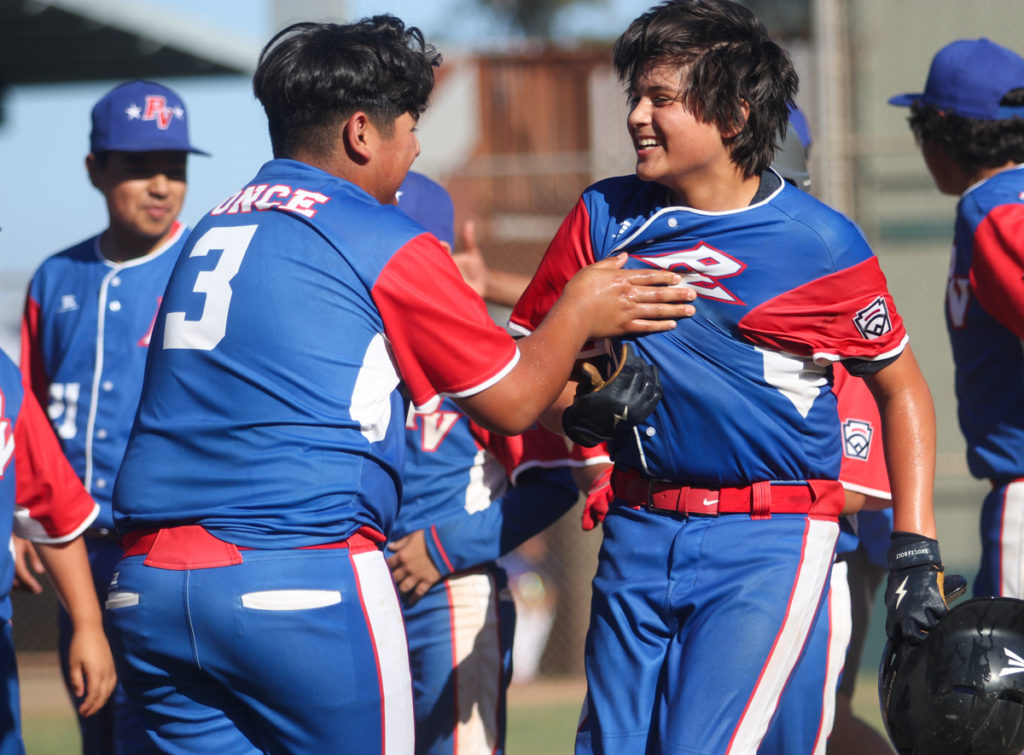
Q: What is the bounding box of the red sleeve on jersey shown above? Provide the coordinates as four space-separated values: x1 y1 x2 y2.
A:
971 203 1024 339
738 257 907 362
372 234 519 411
832 364 891 499
14 387 98 542
20 295 49 406
509 198 597 334
469 421 574 484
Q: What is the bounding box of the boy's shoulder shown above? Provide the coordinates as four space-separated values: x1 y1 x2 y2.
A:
33 234 103 278
959 164 1024 220
769 182 870 249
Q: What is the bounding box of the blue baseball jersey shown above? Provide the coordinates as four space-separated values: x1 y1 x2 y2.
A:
396 399 578 575
945 164 1024 481
21 224 186 529
511 173 908 486
113 159 518 547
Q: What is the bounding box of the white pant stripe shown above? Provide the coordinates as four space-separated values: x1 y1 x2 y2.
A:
1001 482 1024 598
730 518 838 753
448 572 502 754
813 559 852 754
352 550 415 755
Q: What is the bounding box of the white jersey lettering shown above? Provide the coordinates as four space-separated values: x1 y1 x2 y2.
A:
635 243 746 303
164 225 257 351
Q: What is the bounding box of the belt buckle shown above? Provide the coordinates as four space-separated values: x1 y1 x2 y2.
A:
645 480 659 513
645 480 691 516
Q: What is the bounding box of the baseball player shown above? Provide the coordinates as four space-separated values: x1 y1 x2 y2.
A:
509 2 946 752
103 17 693 753
889 38 1024 599
388 172 594 754
18 78 206 754
0 351 116 753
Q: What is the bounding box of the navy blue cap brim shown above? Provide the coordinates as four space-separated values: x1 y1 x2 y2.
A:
95 145 210 156
888 93 921 107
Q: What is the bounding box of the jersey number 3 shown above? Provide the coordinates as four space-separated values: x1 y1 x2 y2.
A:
163 225 257 351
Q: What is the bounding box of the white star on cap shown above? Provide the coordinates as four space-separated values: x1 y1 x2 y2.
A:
172 106 184 119
125 103 142 120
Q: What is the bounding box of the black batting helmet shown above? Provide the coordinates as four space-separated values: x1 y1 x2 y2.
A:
879 596 1024 754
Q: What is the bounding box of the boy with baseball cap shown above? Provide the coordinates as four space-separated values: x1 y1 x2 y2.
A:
18 78 206 754
510 1 946 751
889 39 1024 601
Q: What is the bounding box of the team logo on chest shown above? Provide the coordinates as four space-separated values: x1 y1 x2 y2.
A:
853 296 892 339
632 243 746 304
841 417 873 461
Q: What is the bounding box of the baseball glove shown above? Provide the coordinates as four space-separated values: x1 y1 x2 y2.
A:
561 343 662 447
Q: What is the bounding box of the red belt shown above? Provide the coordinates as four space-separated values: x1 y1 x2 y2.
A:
611 467 843 520
121 525 384 570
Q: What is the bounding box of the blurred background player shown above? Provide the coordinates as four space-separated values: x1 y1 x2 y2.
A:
17 78 206 755
388 172 605 753
510 2 946 752
889 38 1024 600
104 17 693 753
0 351 116 753
390 172 576 753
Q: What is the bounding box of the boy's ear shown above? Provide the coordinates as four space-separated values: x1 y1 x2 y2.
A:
85 153 103 190
343 112 373 164
721 100 751 139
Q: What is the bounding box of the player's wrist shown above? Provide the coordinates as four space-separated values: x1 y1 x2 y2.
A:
887 531 941 571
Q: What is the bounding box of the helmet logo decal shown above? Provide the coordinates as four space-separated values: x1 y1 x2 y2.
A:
1000 647 1024 677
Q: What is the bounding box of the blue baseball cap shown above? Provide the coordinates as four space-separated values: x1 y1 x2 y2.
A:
786 103 813 150
888 38 1024 120
90 79 208 155
396 171 456 249
773 106 812 192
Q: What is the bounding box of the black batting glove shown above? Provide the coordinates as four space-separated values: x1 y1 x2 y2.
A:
561 343 662 448
884 531 949 643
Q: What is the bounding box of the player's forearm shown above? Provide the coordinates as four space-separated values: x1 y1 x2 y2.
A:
35 539 105 630
867 348 937 537
460 257 692 434
458 313 587 434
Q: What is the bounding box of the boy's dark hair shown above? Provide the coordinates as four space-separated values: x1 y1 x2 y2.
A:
253 15 441 160
613 0 797 177
908 89 1024 172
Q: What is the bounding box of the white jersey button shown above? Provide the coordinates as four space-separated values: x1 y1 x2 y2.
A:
109 300 122 312
102 381 114 391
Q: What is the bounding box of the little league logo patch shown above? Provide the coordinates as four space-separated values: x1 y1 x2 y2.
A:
841 418 873 461
853 296 892 339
